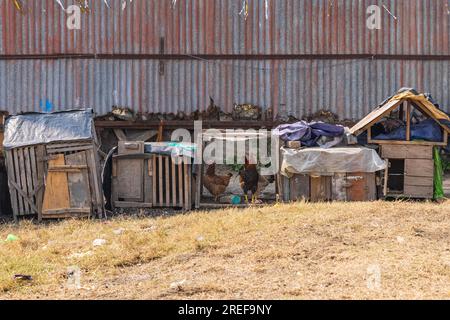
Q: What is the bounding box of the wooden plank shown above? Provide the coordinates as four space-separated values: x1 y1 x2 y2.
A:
29 147 38 206
23 148 35 213
285 141 301 149
144 159 153 206
405 159 434 177
46 146 93 153
42 208 91 215
349 99 403 135
42 214 90 219
195 164 202 209
114 129 128 141
310 176 332 202
66 152 91 210
12 150 24 215
178 158 183 207
404 185 434 198
17 148 29 214
172 159 177 207
158 156 163 206
47 165 88 171
382 145 433 159
165 156 170 206
113 201 152 208
365 173 377 201
5 151 19 220
381 145 407 159
35 145 46 221
42 154 71 213
404 176 434 187
184 158 190 210
406 102 411 141
383 166 389 197
407 146 433 159
88 148 104 216
8 180 39 213
289 174 310 201
152 156 157 206
370 139 448 147
47 142 92 149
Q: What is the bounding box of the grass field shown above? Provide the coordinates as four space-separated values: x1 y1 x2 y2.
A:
0 201 449 300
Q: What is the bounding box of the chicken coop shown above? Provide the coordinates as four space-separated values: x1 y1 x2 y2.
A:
194 130 278 208
280 147 386 202
350 89 450 199
111 141 195 211
3 109 104 221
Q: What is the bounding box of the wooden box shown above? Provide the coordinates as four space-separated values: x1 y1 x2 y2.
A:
381 144 435 199
112 143 193 211
283 172 377 202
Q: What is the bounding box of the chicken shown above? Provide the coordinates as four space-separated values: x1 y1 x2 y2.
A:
203 163 233 202
239 158 260 204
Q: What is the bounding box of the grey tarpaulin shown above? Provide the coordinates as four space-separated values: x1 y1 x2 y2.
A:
280 147 386 177
3 109 94 149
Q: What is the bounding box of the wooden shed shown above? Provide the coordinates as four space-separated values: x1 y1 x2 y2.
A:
349 89 450 199
3 109 104 221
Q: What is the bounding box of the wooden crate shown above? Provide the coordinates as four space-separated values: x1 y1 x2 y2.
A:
283 173 377 202
112 144 193 211
6 141 104 221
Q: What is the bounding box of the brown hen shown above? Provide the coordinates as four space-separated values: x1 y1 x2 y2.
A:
203 163 233 201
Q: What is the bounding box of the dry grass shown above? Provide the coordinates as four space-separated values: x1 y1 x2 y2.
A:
0 201 449 300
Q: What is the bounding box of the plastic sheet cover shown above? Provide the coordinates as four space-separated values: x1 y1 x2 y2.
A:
280 147 387 177
144 142 196 158
3 109 94 149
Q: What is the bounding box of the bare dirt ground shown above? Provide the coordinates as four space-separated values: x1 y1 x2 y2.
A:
0 201 449 300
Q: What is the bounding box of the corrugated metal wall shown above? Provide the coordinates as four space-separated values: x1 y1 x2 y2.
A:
1 0 450 55
0 0 449 119
1 58 448 119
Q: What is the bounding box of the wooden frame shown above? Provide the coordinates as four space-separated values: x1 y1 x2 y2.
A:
361 99 449 146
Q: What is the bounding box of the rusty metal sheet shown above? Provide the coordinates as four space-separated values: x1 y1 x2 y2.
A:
0 0 449 56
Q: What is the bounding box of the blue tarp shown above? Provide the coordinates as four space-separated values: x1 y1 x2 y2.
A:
273 121 345 147
373 119 443 142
